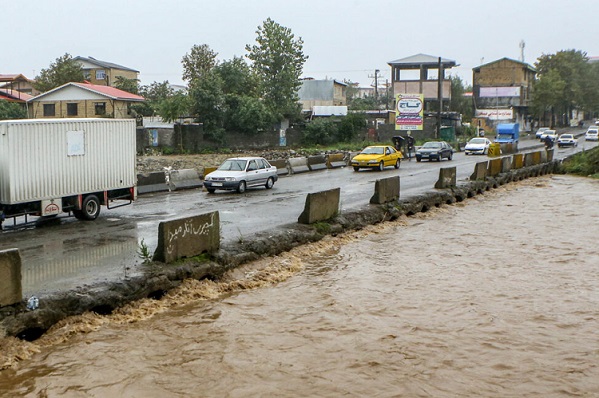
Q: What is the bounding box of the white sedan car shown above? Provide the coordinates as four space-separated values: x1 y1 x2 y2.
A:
585 127 599 141
203 157 278 193
540 129 558 141
535 127 550 139
556 134 577 148
464 137 492 155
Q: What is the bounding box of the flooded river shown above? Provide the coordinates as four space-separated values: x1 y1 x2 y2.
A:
1 175 598 397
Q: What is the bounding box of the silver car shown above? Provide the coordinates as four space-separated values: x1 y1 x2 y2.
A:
203 157 278 193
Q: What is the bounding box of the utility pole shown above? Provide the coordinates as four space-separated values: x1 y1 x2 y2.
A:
436 57 443 139
369 69 381 101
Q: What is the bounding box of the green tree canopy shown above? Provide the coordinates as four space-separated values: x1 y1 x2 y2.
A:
113 76 140 94
182 44 218 85
34 53 84 92
0 101 27 120
246 18 308 122
449 75 473 121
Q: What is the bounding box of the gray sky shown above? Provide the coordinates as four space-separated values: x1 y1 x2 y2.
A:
2 0 598 88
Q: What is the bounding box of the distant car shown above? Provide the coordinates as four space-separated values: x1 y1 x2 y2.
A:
585 127 599 141
415 141 453 162
535 127 550 139
556 133 577 148
350 145 403 171
203 157 278 193
539 129 558 142
464 137 492 155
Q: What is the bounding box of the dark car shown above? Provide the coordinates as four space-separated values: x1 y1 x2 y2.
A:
415 141 453 162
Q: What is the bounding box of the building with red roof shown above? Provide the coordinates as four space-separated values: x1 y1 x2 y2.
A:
27 82 144 119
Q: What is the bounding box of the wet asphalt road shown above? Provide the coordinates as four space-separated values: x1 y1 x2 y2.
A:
1 133 595 297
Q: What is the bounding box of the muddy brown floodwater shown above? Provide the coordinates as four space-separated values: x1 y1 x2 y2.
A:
1 175 599 397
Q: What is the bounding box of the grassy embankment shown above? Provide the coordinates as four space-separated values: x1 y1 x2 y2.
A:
560 146 599 178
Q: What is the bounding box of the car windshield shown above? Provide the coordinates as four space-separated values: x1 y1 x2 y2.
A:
560 135 573 139
218 159 247 171
469 138 486 144
361 147 384 155
422 142 442 148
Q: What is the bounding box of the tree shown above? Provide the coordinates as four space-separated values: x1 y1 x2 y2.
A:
181 44 218 85
34 53 84 92
0 101 27 120
113 76 140 94
534 50 589 125
133 81 175 116
246 18 308 122
188 70 225 132
159 92 190 123
531 69 566 127
215 56 258 97
336 112 367 142
449 76 473 121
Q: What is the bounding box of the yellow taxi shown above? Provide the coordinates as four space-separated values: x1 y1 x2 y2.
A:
350 145 403 171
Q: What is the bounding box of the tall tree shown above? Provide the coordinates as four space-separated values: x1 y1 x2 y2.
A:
34 53 84 92
245 18 308 122
534 50 588 125
214 56 258 96
531 69 566 127
449 76 473 121
181 44 218 85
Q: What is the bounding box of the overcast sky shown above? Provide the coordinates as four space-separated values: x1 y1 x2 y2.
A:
2 0 598 88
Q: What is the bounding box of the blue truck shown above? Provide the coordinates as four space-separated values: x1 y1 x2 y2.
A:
495 123 519 144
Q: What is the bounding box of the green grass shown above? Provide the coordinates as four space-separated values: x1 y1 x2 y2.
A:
560 146 599 177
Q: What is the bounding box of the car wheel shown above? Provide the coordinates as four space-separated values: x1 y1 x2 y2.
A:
378 161 384 171
265 177 275 189
206 188 216 194
437 155 443 162
353 166 360 171
448 152 453 161
416 156 421 162
237 181 247 194
394 159 400 169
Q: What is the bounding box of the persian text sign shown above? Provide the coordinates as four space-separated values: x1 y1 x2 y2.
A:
480 87 520 97
395 93 423 130
153 211 220 263
475 109 513 120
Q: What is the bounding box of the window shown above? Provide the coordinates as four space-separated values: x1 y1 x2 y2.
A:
67 103 78 116
83 71 91 80
94 102 106 115
96 70 106 80
43 104 55 116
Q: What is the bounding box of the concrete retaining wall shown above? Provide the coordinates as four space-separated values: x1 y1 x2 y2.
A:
0 249 22 308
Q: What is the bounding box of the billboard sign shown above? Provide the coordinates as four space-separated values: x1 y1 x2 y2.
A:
395 93 424 130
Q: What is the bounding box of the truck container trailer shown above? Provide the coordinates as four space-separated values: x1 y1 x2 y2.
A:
0 118 137 228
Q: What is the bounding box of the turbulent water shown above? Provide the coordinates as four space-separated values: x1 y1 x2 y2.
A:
1 175 598 397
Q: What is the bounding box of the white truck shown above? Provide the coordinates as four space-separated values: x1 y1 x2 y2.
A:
0 118 137 228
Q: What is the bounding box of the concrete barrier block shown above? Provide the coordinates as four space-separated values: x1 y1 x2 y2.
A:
170 169 203 190
532 151 542 165
288 157 310 174
267 159 290 176
434 167 457 189
0 249 22 307
370 176 400 204
137 171 168 194
524 152 534 167
546 149 554 162
203 166 218 178
488 158 502 176
512 153 524 169
298 188 340 224
153 211 220 263
540 150 548 163
501 156 512 173
470 161 488 181
307 155 328 171
326 153 346 168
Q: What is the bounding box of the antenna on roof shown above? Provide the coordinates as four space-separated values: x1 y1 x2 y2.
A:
519 40 525 62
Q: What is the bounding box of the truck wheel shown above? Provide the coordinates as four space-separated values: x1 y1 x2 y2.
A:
80 195 101 220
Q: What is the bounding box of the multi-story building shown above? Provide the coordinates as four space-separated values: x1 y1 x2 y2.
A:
74 56 139 87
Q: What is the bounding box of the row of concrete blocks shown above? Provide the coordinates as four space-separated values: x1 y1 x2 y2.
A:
137 154 348 194
152 150 559 264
